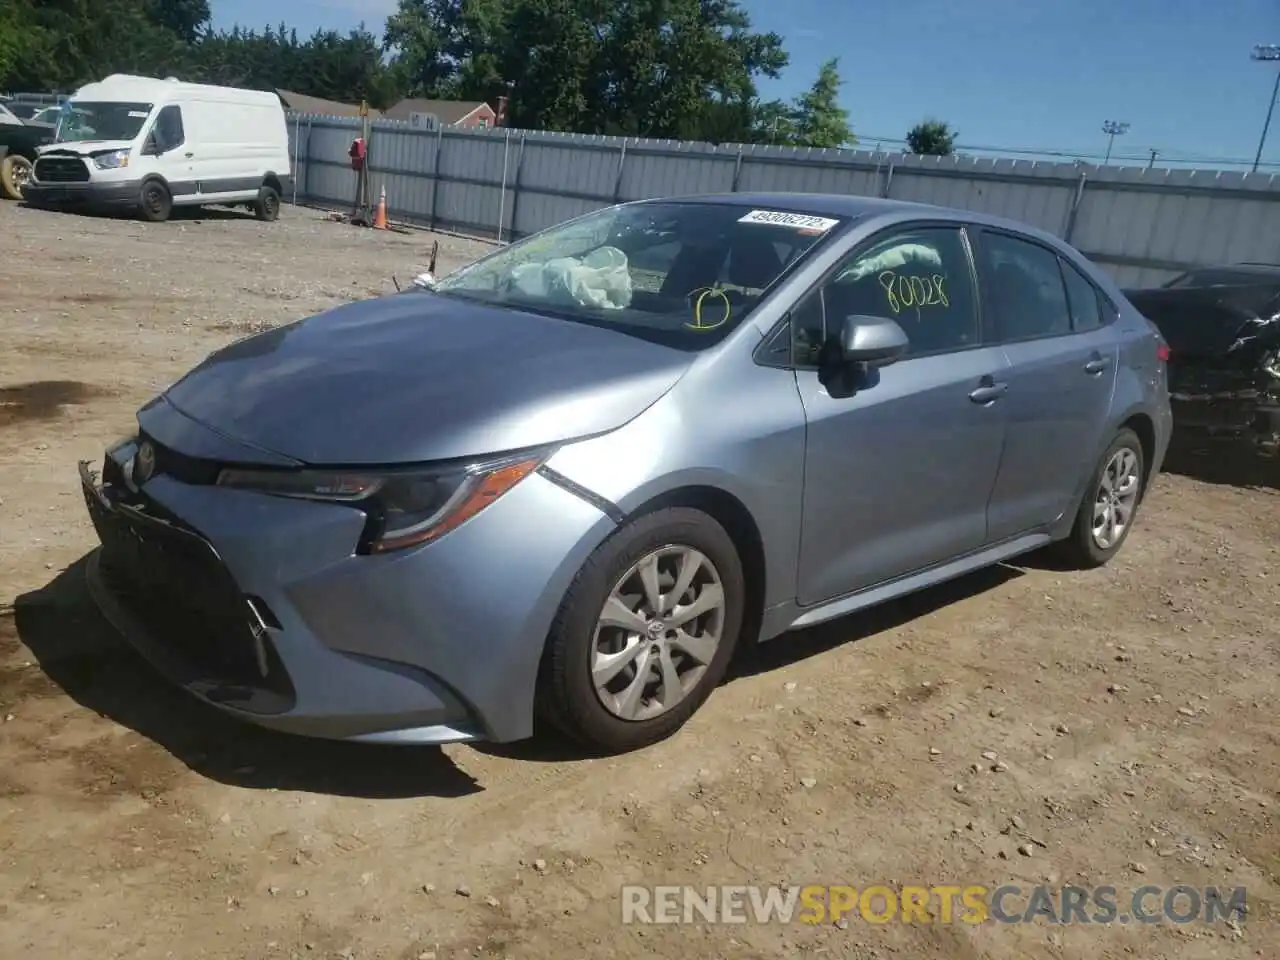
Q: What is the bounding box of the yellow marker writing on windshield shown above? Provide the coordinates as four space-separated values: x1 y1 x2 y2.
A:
686 287 732 331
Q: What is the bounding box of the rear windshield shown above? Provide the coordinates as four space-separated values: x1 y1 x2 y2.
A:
431 201 847 348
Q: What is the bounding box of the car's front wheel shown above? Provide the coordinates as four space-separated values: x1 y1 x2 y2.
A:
1 154 33 201
1056 427 1146 568
539 507 745 753
138 179 172 222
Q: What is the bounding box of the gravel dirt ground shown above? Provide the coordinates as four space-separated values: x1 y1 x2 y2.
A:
0 201 1277 960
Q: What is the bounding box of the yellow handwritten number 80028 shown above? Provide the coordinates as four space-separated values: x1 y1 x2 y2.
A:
877 270 949 314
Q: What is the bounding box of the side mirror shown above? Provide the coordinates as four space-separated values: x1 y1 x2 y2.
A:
143 136 160 156
839 315 909 366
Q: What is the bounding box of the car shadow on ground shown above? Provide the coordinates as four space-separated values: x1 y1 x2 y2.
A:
8 557 481 799
1160 434 1280 492
730 564 1023 680
19 202 258 223
475 563 1025 764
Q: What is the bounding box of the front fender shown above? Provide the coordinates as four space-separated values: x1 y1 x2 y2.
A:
543 346 808 611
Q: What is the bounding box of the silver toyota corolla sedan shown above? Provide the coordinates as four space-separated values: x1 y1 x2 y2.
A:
78 193 1172 753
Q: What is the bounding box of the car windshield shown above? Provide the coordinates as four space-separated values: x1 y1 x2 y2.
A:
431 201 846 347
55 101 153 142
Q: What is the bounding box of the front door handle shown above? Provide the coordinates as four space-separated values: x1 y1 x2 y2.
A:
184 151 194 158
1084 355 1110 375
968 381 1009 404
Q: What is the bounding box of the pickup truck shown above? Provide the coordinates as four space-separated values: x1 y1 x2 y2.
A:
0 101 56 200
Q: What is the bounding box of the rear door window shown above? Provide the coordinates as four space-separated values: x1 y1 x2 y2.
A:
974 231 1072 343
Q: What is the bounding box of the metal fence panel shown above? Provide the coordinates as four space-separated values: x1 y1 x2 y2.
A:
282 112 1280 282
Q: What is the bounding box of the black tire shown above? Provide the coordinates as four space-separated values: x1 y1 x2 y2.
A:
254 185 280 221
138 179 172 222
538 507 746 753
1054 428 1146 569
1 154 33 201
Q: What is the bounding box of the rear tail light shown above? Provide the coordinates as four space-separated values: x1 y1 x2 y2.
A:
1156 342 1171 363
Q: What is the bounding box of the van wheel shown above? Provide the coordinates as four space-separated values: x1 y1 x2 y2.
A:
537 508 745 754
1 154 33 201
254 185 280 221
139 180 172 222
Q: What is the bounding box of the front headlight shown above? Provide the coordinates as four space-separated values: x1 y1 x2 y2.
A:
215 449 549 553
92 150 129 170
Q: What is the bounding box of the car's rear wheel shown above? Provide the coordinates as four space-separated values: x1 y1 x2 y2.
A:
1 154 33 201
539 507 745 753
254 185 280 221
1056 427 1146 568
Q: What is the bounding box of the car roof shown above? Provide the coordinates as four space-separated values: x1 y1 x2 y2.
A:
638 192 1068 246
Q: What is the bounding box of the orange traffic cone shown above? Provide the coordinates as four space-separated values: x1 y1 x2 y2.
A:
373 184 388 230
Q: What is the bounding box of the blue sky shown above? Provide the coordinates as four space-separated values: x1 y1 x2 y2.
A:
211 0 1280 169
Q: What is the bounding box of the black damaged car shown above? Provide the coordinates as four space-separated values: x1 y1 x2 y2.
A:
1125 263 1280 458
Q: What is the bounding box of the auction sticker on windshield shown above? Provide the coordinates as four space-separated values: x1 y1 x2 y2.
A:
738 210 840 232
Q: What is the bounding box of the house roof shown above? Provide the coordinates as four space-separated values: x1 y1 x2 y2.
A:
381 98 493 124
276 90 377 118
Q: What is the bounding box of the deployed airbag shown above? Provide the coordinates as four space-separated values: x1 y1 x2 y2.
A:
510 246 634 310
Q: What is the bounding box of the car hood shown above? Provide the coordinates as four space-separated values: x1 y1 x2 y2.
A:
36 139 134 156
161 293 695 465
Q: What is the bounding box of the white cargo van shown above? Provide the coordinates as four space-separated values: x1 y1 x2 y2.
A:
26 74 291 222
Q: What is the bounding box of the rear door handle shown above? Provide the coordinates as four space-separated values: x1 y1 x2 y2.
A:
968 381 1008 404
1084 356 1110 374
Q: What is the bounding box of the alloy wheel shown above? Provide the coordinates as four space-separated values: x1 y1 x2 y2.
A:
12 158 31 191
591 545 726 722
1092 447 1140 550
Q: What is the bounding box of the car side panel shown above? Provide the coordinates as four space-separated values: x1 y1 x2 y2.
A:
985 329 1119 541
794 347 1011 604
1050 308 1173 539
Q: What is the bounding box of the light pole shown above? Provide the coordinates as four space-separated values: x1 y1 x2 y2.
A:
1101 120 1130 164
1251 44 1280 173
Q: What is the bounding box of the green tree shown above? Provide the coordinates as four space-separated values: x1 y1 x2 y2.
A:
751 98 795 144
8 0 189 91
788 57 853 148
906 119 956 156
382 0 788 140
0 2 50 89
145 0 211 43
0 0 399 107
